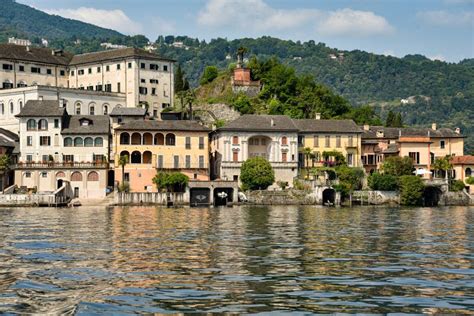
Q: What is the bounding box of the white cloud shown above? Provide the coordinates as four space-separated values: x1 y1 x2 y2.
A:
197 0 394 37
43 7 143 35
317 9 395 37
417 10 474 27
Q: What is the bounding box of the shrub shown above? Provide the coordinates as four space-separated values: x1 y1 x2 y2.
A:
277 181 288 190
118 182 130 193
241 157 275 190
399 175 424 205
382 156 414 176
368 173 399 191
152 172 189 192
450 180 466 192
467 177 474 185
200 66 219 85
335 166 365 195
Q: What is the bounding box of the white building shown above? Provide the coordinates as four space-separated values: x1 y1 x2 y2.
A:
14 100 110 198
0 43 175 131
8 37 31 46
211 115 299 187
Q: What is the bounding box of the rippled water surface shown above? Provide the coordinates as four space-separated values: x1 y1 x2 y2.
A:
0 205 473 314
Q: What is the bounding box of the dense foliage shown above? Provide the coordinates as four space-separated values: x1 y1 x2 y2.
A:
333 166 364 198
467 177 474 185
200 66 219 85
399 175 425 206
449 180 466 192
240 156 275 191
382 156 414 177
368 173 399 191
152 172 189 192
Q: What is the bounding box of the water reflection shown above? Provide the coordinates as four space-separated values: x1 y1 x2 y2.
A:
0 205 472 313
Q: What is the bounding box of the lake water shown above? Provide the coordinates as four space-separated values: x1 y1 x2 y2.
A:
0 205 473 314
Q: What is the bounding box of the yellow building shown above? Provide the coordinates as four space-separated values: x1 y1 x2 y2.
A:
292 119 363 167
114 120 210 192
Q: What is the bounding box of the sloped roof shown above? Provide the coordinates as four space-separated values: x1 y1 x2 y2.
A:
219 115 298 132
62 115 110 135
0 135 15 148
451 155 474 165
16 100 66 117
293 119 362 133
0 44 72 65
70 47 175 65
0 128 19 142
362 126 463 139
115 120 210 132
109 107 147 116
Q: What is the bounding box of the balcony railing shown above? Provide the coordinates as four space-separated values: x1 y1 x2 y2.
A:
12 162 109 169
221 161 298 168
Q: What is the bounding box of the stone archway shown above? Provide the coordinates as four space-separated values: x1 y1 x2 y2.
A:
322 188 336 206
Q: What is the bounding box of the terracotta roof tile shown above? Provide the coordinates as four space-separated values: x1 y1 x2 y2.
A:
451 155 474 165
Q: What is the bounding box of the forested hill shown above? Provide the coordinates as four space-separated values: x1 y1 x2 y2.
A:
0 0 126 43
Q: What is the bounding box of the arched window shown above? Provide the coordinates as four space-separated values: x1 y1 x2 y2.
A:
143 151 152 164
32 81 38 86
10 102 14 114
281 136 288 145
154 133 164 145
19 100 23 110
38 119 48 130
71 172 83 182
466 168 472 178
87 171 99 181
63 137 73 147
75 103 82 115
232 136 239 145
74 137 83 147
94 137 103 147
56 171 65 178
143 133 153 145
17 81 27 88
166 133 176 146
131 151 141 164
119 133 130 145
27 119 36 130
84 137 94 147
103 105 108 115
89 105 95 115
131 133 142 145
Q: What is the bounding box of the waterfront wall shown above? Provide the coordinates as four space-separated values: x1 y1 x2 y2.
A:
247 189 318 205
115 192 187 205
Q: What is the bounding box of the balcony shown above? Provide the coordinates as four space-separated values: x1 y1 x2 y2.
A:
221 161 298 169
12 162 109 169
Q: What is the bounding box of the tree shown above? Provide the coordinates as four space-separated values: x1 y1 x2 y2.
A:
0 155 10 171
118 155 128 188
450 180 466 192
152 172 189 192
368 173 399 191
302 147 313 177
393 112 403 127
385 110 395 127
467 177 474 185
240 156 275 190
399 175 425 205
432 155 452 179
382 156 414 176
175 64 184 93
200 66 219 85
334 166 365 198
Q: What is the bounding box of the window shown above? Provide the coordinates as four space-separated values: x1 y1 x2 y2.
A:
325 135 330 147
75 103 81 115
41 172 48 178
199 156 204 168
347 153 354 166
348 136 354 147
466 168 472 177
71 172 83 182
84 137 93 147
116 64 121 70
64 137 73 147
313 135 319 147
336 136 341 148
163 65 168 71
103 105 108 115
0 103 3 114
141 79 146 83
150 64 159 70
96 85 102 91
10 102 13 114
117 82 121 93
26 136 32 146
87 86 93 91
63 155 74 163
89 106 95 115
233 150 238 162
97 67 101 73
186 155 191 168
409 152 420 164
151 88 156 95
71 70 75 76
233 136 239 145
157 155 163 169
440 140 445 149
153 109 157 117
60 70 65 76
124 173 130 182
166 133 176 146
19 65 25 72
2 64 13 70
38 119 48 130
281 136 288 146
87 171 99 181
94 137 103 147
141 63 145 69
27 119 36 130
150 79 159 84
128 62 132 69
46 69 52 75
106 65 110 72
25 171 32 178
40 136 51 146
185 137 191 149
174 156 179 168
74 138 83 147
78 69 84 75
282 152 287 162
199 137 205 149
105 84 112 92
139 87 147 95
2 81 13 89
26 155 33 163
54 119 59 128
88 68 92 74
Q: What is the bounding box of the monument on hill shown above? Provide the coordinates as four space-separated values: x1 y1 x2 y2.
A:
231 47 261 97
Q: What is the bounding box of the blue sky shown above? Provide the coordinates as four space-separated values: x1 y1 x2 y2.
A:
19 0 474 62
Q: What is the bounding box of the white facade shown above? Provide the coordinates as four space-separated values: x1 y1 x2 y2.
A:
211 131 299 188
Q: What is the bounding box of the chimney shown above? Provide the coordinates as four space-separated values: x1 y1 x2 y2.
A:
315 113 321 120
363 124 370 131
270 118 275 126
431 123 437 130
455 127 461 134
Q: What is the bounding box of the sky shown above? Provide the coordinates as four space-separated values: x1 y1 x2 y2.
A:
18 0 474 62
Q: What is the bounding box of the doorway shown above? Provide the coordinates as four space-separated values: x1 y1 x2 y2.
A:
57 179 63 189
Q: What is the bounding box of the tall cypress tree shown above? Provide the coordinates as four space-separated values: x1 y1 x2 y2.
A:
393 112 403 127
175 64 184 93
385 110 395 127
